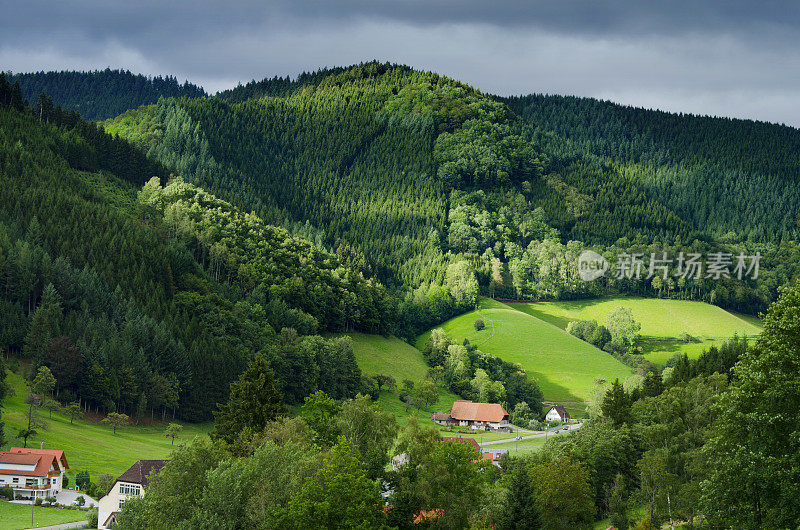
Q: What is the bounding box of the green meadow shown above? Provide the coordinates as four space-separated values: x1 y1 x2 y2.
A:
1 370 211 482
348 333 460 423
512 297 762 366
417 299 632 414
0 500 89 530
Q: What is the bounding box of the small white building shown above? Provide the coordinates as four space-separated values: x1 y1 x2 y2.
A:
0 446 69 499
545 405 571 423
98 459 167 529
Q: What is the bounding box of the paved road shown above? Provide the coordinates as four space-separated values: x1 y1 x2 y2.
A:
480 423 583 447
25 521 88 530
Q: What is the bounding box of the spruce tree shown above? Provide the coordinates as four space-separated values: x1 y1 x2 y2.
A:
212 355 284 444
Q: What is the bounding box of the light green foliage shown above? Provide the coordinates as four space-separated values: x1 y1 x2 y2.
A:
471 368 505 403
101 412 129 434
605 307 641 348
163 423 183 445
336 394 398 480
288 437 384 530
300 391 341 448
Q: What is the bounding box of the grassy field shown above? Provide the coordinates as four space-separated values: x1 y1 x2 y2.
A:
484 435 549 455
347 333 460 424
417 299 632 413
0 499 89 529
2 370 212 482
512 297 763 366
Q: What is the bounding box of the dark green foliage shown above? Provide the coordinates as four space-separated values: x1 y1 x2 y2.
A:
9 69 206 120
502 460 541 529
601 379 631 427
212 355 285 444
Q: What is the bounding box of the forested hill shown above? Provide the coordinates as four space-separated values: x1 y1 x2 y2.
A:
102 62 800 315
1 75 469 423
8 69 207 120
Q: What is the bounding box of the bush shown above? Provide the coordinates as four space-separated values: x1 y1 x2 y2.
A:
474 318 485 331
44 495 56 505
587 324 612 349
566 319 597 341
0 487 12 500
63 475 69 488
87 508 99 527
75 495 86 507
34 497 43 506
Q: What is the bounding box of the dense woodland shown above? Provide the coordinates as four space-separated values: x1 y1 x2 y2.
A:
8 69 206 121
3 63 800 527
108 279 800 529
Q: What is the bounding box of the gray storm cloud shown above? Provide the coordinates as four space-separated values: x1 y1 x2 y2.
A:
1 1 798 125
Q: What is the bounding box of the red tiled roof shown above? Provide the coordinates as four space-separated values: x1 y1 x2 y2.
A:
8 448 69 470
431 412 451 421
0 454 41 465
0 451 59 477
449 400 508 423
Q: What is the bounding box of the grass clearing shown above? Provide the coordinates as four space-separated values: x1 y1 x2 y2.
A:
2 370 211 482
512 297 762 366
486 435 549 455
347 333 460 425
0 500 89 530
417 299 632 411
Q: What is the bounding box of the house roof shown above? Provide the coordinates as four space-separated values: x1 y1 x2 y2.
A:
8 447 69 470
431 412 451 421
0 451 59 477
449 400 508 423
549 405 570 418
117 460 168 488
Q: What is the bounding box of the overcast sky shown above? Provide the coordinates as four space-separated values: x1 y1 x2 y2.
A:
2 1 799 126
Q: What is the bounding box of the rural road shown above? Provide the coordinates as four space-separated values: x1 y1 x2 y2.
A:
479 422 583 446
25 522 88 530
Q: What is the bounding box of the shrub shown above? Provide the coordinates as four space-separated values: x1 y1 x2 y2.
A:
34 497 43 506
566 319 597 341
75 495 86 507
62 475 69 488
474 318 485 331
0 487 12 500
44 495 56 505
87 508 99 527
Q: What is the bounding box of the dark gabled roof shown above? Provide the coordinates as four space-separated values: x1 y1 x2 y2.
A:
116 460 168 488
549 405 570 418
431 412 451 421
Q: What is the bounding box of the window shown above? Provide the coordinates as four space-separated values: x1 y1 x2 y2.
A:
119 483 141 496
12 478 18 483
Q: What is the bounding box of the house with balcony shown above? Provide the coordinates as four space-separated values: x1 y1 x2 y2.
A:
0 446 69 499
98 459 168 529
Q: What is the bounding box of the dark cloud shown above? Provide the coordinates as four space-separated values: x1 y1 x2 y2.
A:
1 1 799 125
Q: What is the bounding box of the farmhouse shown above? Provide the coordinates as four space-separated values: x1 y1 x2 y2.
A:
0 446 69 499
98 459 168 529
433 400 509 431
545 405 571 422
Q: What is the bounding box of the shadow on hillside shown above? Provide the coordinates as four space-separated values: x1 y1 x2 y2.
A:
511 304 571 329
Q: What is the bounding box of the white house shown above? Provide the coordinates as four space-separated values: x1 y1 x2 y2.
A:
0 446 69 499
98 459 168 529
545 405 571 423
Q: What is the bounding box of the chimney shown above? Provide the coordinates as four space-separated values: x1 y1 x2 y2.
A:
40 442 44 449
